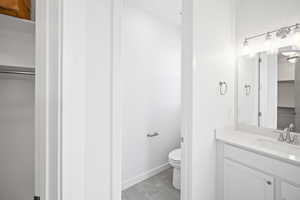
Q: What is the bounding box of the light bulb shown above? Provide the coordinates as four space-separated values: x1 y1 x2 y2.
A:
242 39 250 55
264 32 273 52
287 56 299 64
281 50 297 57
276 27 291 39
293 24 300 47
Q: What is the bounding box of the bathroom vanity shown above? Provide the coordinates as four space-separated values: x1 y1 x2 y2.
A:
216 130 300 200
217 45 300 200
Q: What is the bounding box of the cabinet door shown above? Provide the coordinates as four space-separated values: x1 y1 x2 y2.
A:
281 182 300 200
224 159 274 200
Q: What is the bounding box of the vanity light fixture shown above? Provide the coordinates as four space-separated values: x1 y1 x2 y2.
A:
287 56 299 64
293 24 300 35
264 32 273 50
242 39 250 55
281 49 300 63
242 23 300 54
276 27 291 39
281 50 298 57
265 32 272 41
243 39 249 47
293 23 300 46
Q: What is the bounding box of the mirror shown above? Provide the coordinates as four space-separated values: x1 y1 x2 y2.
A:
238 46 300 132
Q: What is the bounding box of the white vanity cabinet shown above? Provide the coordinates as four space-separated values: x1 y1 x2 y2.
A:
224 159 274 200
217 142 300 200
281 182 300 200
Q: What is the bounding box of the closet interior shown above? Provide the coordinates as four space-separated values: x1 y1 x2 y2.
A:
0 0 35 199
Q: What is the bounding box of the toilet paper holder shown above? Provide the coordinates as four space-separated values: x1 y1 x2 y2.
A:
219 81 228 95
147 132 160 137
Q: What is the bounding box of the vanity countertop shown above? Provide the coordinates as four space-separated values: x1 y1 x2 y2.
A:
216 129 300 167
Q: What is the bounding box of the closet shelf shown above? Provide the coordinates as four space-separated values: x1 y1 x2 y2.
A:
0 64 35 69
277 105 295 109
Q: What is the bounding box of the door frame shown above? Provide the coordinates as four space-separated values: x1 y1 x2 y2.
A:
111 0 193 199
36 0 193 199
35 0 62 199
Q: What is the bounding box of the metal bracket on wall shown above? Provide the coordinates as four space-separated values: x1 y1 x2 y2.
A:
219 81 228 95
244 84 251 96
147 132 160 138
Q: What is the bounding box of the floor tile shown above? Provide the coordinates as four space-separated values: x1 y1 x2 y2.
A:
122 168 180 200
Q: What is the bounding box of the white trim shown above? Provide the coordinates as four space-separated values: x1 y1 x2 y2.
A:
111 0 192 200
181 0 193 199
47 0 62 199
122 164 171 191
35 0 48 199
234 0 239 130
36 0 62 199
111 0 123 200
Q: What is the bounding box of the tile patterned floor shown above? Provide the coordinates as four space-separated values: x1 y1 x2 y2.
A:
122 168 180 200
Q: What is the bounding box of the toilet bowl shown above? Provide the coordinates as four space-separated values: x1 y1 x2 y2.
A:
168 148 181 190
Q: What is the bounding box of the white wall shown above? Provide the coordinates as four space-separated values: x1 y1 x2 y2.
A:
61 0 87 199
58 0 116 199
193 1 236 200
121 3 181 185
0 75 34 200
85 0 113 199
236 0 300 51
0 14 35 68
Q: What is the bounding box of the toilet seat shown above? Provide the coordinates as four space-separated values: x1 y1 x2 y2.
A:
169 148 181 167
169 148 181 161
168 148 181 190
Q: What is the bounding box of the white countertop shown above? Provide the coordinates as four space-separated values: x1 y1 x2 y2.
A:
216 129 300 166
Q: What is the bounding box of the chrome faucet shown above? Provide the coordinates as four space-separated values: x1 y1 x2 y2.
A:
278 124 298 144
284 127 294 144
278 130 285 142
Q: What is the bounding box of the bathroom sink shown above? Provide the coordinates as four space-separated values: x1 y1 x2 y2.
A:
255 138 300 158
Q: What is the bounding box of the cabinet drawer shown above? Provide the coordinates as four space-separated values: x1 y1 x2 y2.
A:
224 144 300 185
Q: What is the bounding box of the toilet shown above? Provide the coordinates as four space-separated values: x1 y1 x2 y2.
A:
168 148 181 190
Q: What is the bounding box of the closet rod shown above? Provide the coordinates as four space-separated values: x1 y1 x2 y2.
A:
0 65 35 76
0 70 35 76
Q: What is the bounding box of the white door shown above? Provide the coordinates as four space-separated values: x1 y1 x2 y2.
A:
224 159 274 200
294 61 300 132
259 53 278 129
281 182 300 200
238 55 260 127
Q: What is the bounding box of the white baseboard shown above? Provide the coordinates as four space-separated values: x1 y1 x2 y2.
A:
122 163 171 190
